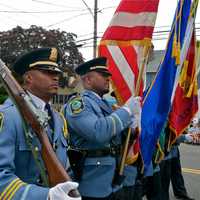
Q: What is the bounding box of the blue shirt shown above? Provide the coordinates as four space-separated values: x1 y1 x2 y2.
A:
0 95 68 200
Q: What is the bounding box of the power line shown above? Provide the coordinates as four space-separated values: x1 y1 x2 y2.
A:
98 6 115 13
76 27 200 48
152 34 200 41
0 5 118 14
32 0 82 9
0 2 38 25
0 0 200 44
79 45 94 48
75 27 200 43
0 9 89 14
0 12 29 25
47 12 91 28
77 32 95 38
80 0 93 17
0 6 119 15
76 23 200 40
76 36 102 43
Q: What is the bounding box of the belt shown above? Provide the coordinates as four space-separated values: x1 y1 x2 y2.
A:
76 146 121 157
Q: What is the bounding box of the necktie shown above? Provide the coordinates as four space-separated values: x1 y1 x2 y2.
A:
45 103 54 130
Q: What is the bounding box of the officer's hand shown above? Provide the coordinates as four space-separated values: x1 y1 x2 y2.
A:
130 114 141 132
123 96 141 131
184 134 193 143
123 96 141 116
48 181 81 200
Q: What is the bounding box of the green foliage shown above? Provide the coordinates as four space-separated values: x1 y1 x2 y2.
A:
0 87 8 104
0 25 84 73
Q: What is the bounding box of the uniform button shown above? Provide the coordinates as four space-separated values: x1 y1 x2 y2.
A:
36 177 43 185
35 146 39 152
53 143 58 150
97 161 101 165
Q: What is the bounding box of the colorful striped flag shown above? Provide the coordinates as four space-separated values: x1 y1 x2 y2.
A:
152 0 199 165
140 0 194 172
169 30 198 144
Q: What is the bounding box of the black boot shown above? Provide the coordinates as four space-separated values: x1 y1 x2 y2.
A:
175 195 195 200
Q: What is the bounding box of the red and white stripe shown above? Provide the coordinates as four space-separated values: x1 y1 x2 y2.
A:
102 0 159 41
99 0 159 102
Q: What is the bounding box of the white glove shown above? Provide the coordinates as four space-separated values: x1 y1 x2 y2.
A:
184 134 193 143
48 181 81 200
130 114 141 132
124 96 141 131
123 96 141 116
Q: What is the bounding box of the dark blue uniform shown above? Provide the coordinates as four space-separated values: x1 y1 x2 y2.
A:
160 135 193 200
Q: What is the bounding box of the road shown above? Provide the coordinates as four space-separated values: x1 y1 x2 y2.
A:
169 144 200 199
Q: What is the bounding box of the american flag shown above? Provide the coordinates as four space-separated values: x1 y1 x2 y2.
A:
99 0 159 103
99 0 160 165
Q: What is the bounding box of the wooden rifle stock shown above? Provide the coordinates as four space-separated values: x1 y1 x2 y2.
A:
0 59 80 197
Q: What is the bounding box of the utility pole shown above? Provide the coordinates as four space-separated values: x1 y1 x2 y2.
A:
93 0 98 58
81 0 98 58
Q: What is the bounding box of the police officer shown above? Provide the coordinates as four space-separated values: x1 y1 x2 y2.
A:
160 129 194 200
104 92 141 200
63 57 141 200
142 162 162 200
0 48 81 200
170 146 194 200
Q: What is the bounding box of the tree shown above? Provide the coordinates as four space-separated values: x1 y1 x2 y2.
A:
0 25 84 71
0 26 84 102
0 86 8 104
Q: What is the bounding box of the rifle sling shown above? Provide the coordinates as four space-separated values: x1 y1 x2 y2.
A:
22 121 49 187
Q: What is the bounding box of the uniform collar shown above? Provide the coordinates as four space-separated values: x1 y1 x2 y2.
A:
27 91 48 111
83 90 113 114
83 90 102 99
84 90 103 100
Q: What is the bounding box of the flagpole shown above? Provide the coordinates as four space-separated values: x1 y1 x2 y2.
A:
93 0 98 58
196 41 200 75
119 43 150 177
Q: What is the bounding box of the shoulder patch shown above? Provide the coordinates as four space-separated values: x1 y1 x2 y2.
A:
0 112 4 132
69 96 84 114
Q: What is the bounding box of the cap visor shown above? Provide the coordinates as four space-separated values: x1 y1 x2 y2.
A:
33 66 62 74
95 69 112 76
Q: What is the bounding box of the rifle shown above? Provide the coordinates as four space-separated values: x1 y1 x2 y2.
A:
0 59 80 197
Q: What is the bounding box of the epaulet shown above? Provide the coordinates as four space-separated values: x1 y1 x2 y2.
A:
0 100 15 131
59 112 68 138
0 101 14 111
68 94 84 115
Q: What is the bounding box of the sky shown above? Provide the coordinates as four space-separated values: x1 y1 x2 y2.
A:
0 0 200 60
